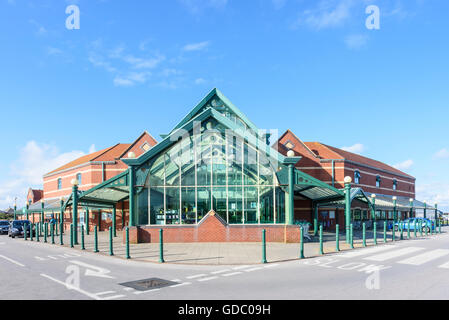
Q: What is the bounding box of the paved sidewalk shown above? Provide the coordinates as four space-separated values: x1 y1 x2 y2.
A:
22 226 447 265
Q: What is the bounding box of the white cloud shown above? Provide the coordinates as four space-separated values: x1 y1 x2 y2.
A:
393 159 414 171
46 47 63 56
179 0 228 13
183 41 210 52
293 0 354 30
114 72 151 87
341 143 364 154
88 144 96 154
0 141 88 209
433 148 449 160
272 0 287 10
195 78 206 85
123 54 165 69
344 34 369 49
88 52 117 73
416 182 449 212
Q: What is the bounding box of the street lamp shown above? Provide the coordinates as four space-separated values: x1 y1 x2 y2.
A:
423 200 427 219
128 151 136 159
72 178 79 244
344 176 352 243
409 198 414 219
392 196 397 222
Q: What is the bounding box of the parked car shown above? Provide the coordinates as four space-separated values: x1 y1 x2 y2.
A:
0 220 9 235
393 218 435 232
8 220 33 238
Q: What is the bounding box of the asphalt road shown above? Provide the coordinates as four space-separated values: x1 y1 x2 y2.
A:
1 229 449 300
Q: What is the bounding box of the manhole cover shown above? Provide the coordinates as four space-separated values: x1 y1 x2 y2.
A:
119 278 179 291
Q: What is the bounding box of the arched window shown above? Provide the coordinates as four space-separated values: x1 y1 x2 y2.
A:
57 178 62 190
393 179 397 190
354 171 361 184
376 176 381 188
76 173 82 186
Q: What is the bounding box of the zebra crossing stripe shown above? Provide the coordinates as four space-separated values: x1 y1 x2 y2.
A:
438 261 449 269
364 247 424 262
397 249 449 266
339 245 394 258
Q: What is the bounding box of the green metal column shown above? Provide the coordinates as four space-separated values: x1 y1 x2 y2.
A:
94 226 99 253
362 222 366 247
350 224 354 249
86 208 89 236
81 225 85 250
300 226 305 258
70 224 74 248
319 224 323 255
313 205 318 236
287 164 295 226
159 229 165 263
40 202 44 234
336 224 340 252
51 223 55 244
126 227 130 259
14 205 17 221
109 227 113 256
44 222 48 243
373 222 377 245
435 203 438 229
59 221 64 245
424 201 427 219
383 221 387 243
344 178 352 244
371 194 376 224
72 182 79 245
36 223 39 242
129 166 136 227
113 206 117 237
60 198 64 234
26 203 29 220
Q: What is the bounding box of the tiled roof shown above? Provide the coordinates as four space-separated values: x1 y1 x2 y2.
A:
304 142 415 179
45 144 128 176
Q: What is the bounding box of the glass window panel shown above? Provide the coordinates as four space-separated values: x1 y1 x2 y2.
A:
147 155 165 187
165 187 180 225
150 187 164 225
243 143 258 185
197 187 211 222
259 152 274 185
276 187 285 224
227 137 242 186
165 150 180 187
228 186 243 224
137 188 148 225
212 187 227 222
212 145 226 186
197 142 211 186
244 187 258 224
181 187 196 225
260 186 274 224
180 137 195 186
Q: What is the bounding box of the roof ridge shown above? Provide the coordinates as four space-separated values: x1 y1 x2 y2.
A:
90 144 121 161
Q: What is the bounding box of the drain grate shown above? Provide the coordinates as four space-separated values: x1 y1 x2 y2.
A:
119 278 179 291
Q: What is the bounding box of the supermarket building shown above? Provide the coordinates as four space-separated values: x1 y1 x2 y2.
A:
19 88 440 243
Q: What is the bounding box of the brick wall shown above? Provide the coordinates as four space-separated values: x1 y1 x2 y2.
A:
125 211 301 244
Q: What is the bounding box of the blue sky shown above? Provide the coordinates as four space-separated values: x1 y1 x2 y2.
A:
0 0 448 211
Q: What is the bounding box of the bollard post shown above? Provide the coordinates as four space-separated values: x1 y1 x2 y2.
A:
373 222 377 245
94 226 99 253
392 222 395 242
24 224 28 241
36 223 40 242
407 220 410 239
384 221 387 243
319 224 323 255
44 222 48 243
414 221 417 238
159 229 165 263
55 220 58 236
300 226 305 259
81 225 85 250
362 223 366 247
109 227 114 256
350 224 354 249
59 222 64 245
70 224 74 248
126 227 130 259
51 223 55 244
29 223 33 241
420 221 423 237
426 222 429 236
439 220 442 234
400 221 404 240
336 224 340 252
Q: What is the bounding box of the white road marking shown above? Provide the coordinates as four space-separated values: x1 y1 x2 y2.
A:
398 249 449 266
68 260 114 279
186 274 207 279
101 295 126 300
170 282 192 288
364 247 424 262
198 276 218 282
263 263 280 268
123 287 135 292
35 256 46 261
95 291 116 296
438 261 449 269
222 272 242 277
339 246 394 258
0 255 25 267
232 265 250 270
134 289 161 295
170 279 181 282
40 274 100 300
210 269 231 274
244 267 264 272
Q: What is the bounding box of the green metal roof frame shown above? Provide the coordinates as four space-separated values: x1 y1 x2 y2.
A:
315 187 372 208
169 88 260 135
276 167 345 202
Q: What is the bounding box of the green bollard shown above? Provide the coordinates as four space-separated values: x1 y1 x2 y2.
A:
94 226 99 253
414 221 417 238
407 221 410 239
109 227 114 256
44 222 48 243
319 225 323 255
29 223 33 241
59 222 64 245
300 226 305 259
159 229 165 263
36 223 40 242
336 224 340 252
70 224 74 248
55 220 58 236
373 222 377 245
384 221 387 243
439 220 441 234
392 222 396 242
126 227 130 259
81 225 85 250
400 221 404 240
362 223 366 247
426 222 429 236
51 223 55 244
24 224 28 241
350 224 354 249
